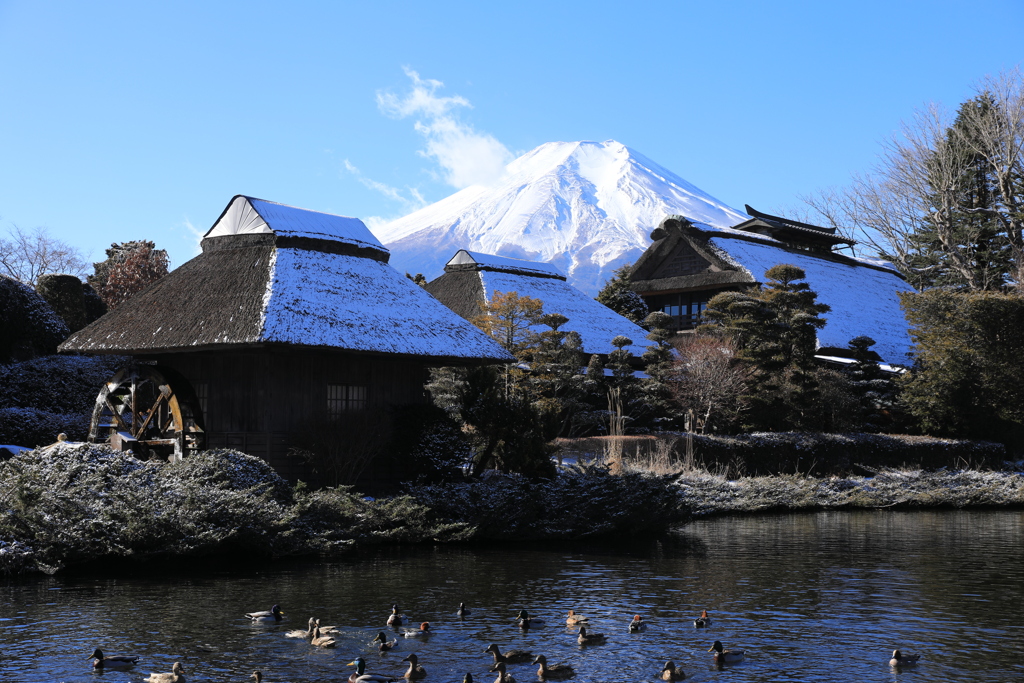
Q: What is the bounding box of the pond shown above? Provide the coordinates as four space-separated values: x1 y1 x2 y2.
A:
2 510 1023 682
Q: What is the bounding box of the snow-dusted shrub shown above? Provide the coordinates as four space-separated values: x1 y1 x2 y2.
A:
0 407 90 448
408 462 688 540
0 444 293 573
0 354 124 414
388 404 472 484
0 275 69 362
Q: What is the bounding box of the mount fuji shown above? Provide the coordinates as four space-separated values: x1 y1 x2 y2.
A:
374 140 750 295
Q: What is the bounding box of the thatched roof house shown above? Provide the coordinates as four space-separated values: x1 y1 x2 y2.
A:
424 250 649 356
629 209 913 364
60 196 511 485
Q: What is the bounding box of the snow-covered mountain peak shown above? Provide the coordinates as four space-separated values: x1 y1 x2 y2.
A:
375 140 748 295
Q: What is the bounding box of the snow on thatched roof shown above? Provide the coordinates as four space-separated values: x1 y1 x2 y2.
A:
445 249 565 278
60 197 512 362
206 195 385 252
427 251 649 356
706 234 913 364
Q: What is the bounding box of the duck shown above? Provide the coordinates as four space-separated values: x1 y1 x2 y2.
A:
348 657 398 682
316 617 341 634
89 648 139 670
515 609 544 628
484 643 533 664
246 605 284 623
463 675 473 683
144 662 186 683
660 660 686 680
387 605 404 628
889 649 921 667
693 610 712 628
489 661 516 683
402 622 431 637
628 615 647 633
576 626 606 645
251 673 263 683
564 610 588 626
708 641 744 664
373 631 398 652
457 602 470 618
533 655 575 680
400 653 427 680
285 617 317 639
310 625 337 648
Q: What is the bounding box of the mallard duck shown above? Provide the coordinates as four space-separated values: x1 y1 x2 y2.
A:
285 617 317 639
402 622 431 637
373 631 398 652
246 605 284 623
457 602 470 618
89 648 139 669
708 641 743 664
144 662 186 683
310 625 336 648
628 615 647 632
693 610 712 628
348 657 398 682
484 643 533 664
463 675 473 683
489 661 516 683
889 649 921 666
577 626 606 645
251 673 263 683
400 653 426 680
515 609 544 628
660 660 685 680
565 610 588 626
387 605 404 628
533 655 575 680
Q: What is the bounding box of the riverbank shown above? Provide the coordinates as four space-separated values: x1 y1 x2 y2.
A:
3 442 1022 576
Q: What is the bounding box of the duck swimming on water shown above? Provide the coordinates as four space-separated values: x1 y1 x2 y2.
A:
693 610 712 628
708 640 744 664
246 605 284 623
89 648 139 670
889 649 921 667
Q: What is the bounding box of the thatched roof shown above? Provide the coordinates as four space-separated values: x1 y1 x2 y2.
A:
630 216 913 364
425 250 649 355
60 196 512 363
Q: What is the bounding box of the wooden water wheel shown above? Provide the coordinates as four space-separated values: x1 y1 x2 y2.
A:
88 363 205 461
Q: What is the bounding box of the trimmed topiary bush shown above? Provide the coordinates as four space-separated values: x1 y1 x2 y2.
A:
0 275 69 362
35 274 89 333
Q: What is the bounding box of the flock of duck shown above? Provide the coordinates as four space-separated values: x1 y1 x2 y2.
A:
88 603 921 681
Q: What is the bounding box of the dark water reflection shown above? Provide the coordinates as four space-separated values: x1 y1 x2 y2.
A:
2 510 1023 682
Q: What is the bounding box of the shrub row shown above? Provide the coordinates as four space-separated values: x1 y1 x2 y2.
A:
674 432 1006 477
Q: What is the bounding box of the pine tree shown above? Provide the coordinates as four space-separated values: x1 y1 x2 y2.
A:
702 264 830 430
843 336 901 432
596 263 648 324
640 311 677 429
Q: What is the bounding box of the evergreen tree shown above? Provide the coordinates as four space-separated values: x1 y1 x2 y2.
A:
406 272 428 286
89 240 169 309
605 335 637 435
596 263 648 324
902 95 1014 290
640 311 677 429
702 264 830 430
843 336 901 431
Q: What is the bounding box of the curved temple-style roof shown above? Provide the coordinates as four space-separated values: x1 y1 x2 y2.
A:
60 196 512 363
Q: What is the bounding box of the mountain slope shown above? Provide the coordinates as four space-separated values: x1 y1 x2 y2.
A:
375 140 748 295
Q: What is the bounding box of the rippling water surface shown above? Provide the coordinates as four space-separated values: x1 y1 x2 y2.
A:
3 510 1023 682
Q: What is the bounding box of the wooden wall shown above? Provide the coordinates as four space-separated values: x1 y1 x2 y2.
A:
150 347 432 488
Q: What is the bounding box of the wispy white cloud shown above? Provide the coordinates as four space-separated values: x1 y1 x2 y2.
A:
377 67 513 189
342 159 427 212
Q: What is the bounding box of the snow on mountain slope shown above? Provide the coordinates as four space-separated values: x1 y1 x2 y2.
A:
375 140 748 295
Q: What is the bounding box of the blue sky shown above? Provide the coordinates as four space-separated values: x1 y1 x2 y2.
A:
1 0 1022 272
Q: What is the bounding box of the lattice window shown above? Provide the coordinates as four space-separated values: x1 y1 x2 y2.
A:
327 384 368 419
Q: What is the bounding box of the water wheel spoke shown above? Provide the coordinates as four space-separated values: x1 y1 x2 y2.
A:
136 388 170 438
103 397 131 433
